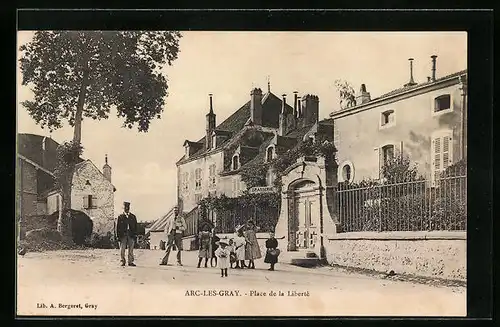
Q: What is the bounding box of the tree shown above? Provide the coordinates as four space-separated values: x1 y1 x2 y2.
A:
381 152 423 184
334 79 356 109
19 31 182 241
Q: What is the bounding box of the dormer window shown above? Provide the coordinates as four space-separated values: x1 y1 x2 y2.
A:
212 135 217 149
380 110 395 129
266 146 275 162
232 155 240 170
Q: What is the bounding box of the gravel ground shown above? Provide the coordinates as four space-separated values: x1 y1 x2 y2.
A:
17 249 466 317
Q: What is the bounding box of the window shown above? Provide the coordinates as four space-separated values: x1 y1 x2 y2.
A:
381 144 395 165
195 168 202 190
339 161 355 183
266 146 275 162
431 131 453 186
181 172 189 193
232 155 239 170
83 195 97 209
266 169 276 186
232 178 241 197
342 165 351 181
195 193 202 204
209 164 217 187
380 110 395 128
434 94 452 114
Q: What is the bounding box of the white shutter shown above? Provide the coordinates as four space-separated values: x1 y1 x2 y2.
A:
92 195 98 208
83 195 89 209
442 133 453 170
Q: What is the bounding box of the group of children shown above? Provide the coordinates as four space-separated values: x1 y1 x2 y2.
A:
198 221 280 278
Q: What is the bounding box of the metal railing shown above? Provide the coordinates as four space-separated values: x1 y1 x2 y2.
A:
336 165 467 232
214 205 279 234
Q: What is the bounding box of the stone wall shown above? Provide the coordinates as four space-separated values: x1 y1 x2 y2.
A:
326 231 466 281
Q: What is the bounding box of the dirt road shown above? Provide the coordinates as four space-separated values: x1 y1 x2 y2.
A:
17 249 466 316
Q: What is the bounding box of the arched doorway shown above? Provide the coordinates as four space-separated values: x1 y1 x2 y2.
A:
288 179 319 251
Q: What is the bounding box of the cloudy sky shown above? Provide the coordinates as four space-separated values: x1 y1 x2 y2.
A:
16 31 467 222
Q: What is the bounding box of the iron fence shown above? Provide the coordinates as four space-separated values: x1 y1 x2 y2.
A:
213 205 279 234
336 165 467 232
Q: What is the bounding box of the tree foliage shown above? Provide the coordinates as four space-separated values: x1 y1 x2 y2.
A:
19 31 182 135
334 79 356 109
19 31 182 239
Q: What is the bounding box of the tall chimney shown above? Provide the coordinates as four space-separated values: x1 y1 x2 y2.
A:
250 88 263 125
356 84 371 105
279 94 287 136
404 58 417 87
431 55 437 81
293 91 298 117
103 154 112 182
206 93 216 150
281 94 287 114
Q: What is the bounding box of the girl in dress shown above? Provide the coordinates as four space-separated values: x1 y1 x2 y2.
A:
210 228 220 267
244 220 262 269
264 232 279 271
197 223 212 268
214 239 231 277
228 238 236 268
233 225 247 269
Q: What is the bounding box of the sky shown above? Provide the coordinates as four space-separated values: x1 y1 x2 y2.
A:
16 31 467 222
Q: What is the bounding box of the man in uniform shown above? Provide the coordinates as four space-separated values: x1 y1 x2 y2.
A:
116 201 138 266
160 207 186 266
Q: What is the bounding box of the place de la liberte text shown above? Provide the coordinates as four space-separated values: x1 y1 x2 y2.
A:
185 289 310 297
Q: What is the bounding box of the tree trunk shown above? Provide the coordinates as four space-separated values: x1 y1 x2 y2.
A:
57 65 89 242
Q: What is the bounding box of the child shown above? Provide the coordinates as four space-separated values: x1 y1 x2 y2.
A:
233 225 247 269
228 239 236 269
214 239 231 277
197 224 212 268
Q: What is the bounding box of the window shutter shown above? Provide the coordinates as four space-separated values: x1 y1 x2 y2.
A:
83 195 89 209
92 195 98 208
442 134 452 170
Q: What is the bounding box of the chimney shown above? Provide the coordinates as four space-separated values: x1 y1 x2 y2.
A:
301 94 320 127
404 58 417 87
293 91 298 117
279 94 287 136
103 154 112 182
206 94 216 150
431 55 437 81
355 84 371 105
250 88 263 125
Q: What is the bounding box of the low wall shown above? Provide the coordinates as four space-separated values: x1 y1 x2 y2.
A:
326 231 466 281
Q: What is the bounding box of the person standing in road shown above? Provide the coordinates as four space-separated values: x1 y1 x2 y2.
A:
210 228 220 267
214 239 230 277
233 225 247 269
264 231 280 271
116 201 138 267
160 207 186 266
244 220 262 269
197 222 212 268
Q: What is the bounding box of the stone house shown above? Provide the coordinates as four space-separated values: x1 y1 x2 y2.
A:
17 133 116 236
175 85 334 248
330 56 467 185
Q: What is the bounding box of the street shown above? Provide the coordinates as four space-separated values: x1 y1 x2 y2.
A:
17 249 466 316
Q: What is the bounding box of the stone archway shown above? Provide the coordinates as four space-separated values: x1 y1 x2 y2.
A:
274 156 339 257
287 178 320 251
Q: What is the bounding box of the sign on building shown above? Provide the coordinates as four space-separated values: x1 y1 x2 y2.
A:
249 186 277 194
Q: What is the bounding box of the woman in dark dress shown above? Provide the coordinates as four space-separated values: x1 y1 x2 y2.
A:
264 232 279 271
210 228 220 267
